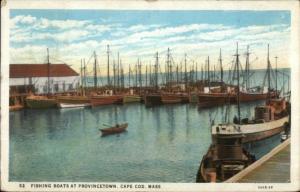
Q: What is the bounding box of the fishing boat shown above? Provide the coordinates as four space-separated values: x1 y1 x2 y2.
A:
238 90 277 102
197 92 236 108
144 94 162 107
197 44 290 182
90 95 123 107
196 134 256 182
26 95 57 109
161 93 189 104
123 95 142 103
100 123 128 136
25 48 57 109
57 95 90 104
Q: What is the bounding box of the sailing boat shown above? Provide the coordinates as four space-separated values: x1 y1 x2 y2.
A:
196 44 289 182
57 59 90 108
25 48 57 109
238 45 277 102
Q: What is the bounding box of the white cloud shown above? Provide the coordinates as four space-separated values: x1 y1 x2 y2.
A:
9 14 290 71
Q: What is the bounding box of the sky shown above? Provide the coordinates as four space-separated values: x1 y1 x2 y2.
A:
10 10 290 75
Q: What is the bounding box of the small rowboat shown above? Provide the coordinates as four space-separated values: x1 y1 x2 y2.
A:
58 102 91 108
100 123 128 136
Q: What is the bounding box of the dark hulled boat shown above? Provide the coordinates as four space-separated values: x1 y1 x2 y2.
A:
100 123 128 136
197 92 236 108
90 95 123 107
161 93 189 104
197 98 289 182
196 134 255 182
144 94 162 107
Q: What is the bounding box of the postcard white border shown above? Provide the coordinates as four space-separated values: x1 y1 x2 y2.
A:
1 0 300 191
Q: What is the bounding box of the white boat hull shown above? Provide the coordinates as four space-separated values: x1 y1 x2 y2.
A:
58 103 91 108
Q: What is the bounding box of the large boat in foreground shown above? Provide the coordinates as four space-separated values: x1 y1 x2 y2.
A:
197 98 289 182
196 44 290 183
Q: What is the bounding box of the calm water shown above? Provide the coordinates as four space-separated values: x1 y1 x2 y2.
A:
9 68 290 182
10 100 280 182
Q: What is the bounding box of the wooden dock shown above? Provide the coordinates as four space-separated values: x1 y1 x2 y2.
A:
225 138 290 183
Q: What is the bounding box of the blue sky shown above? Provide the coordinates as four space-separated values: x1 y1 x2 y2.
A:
10 10 290 74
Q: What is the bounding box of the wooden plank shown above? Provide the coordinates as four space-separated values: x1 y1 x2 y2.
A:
225 138 290 183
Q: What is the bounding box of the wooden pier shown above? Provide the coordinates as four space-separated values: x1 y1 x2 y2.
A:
225 138 290 183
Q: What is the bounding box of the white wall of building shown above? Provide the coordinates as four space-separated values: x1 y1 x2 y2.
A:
10 76 80 94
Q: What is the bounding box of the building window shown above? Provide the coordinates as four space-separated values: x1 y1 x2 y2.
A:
43 86 47 93
54 84 59 92
63 82 66 92
69 84 73 90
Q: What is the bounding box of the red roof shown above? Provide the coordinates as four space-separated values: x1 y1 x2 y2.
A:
10 64 79 78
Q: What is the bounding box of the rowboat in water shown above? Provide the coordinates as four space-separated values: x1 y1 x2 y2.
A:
100 123 128 136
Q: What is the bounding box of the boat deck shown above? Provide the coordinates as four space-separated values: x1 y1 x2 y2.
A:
225 138 290 183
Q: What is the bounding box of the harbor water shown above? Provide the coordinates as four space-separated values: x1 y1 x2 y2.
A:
9 68 290 182
10 101 281 182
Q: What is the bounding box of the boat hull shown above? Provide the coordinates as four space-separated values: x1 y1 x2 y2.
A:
123 95 142 103
212 116 289 144
26 98 57 109
100 123 128 136
144 94 162 107
58 103 91 108
198 93 235 108
56 96 90 104
91 95 123 107
161 94 183 104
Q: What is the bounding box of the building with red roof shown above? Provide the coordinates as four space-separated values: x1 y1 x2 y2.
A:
10 64 80 94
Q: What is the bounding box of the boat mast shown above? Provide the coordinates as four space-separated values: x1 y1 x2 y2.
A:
184 53 187 88
155 52 159 90
93 51 97 89
83 58 86 96
267 44 271 103
208 56 210 92
117 52 120 89
219 48 223 83
235 43 241 124
145 64 148 87
113 60 116 89
47 48 50 96
135 59 138 87
128 64 131 88
107 45 110 87
80 59 83 94
245 45 250 90
275 56 278 95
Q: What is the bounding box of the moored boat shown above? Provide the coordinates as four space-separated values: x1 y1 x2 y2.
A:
123 95 142 103
161 93 189 104
90 95 123 107
100 123 128 136
26 95 57 109
56 95 90 104
144 94 162 107
58 102 91 108
197 92 235 108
